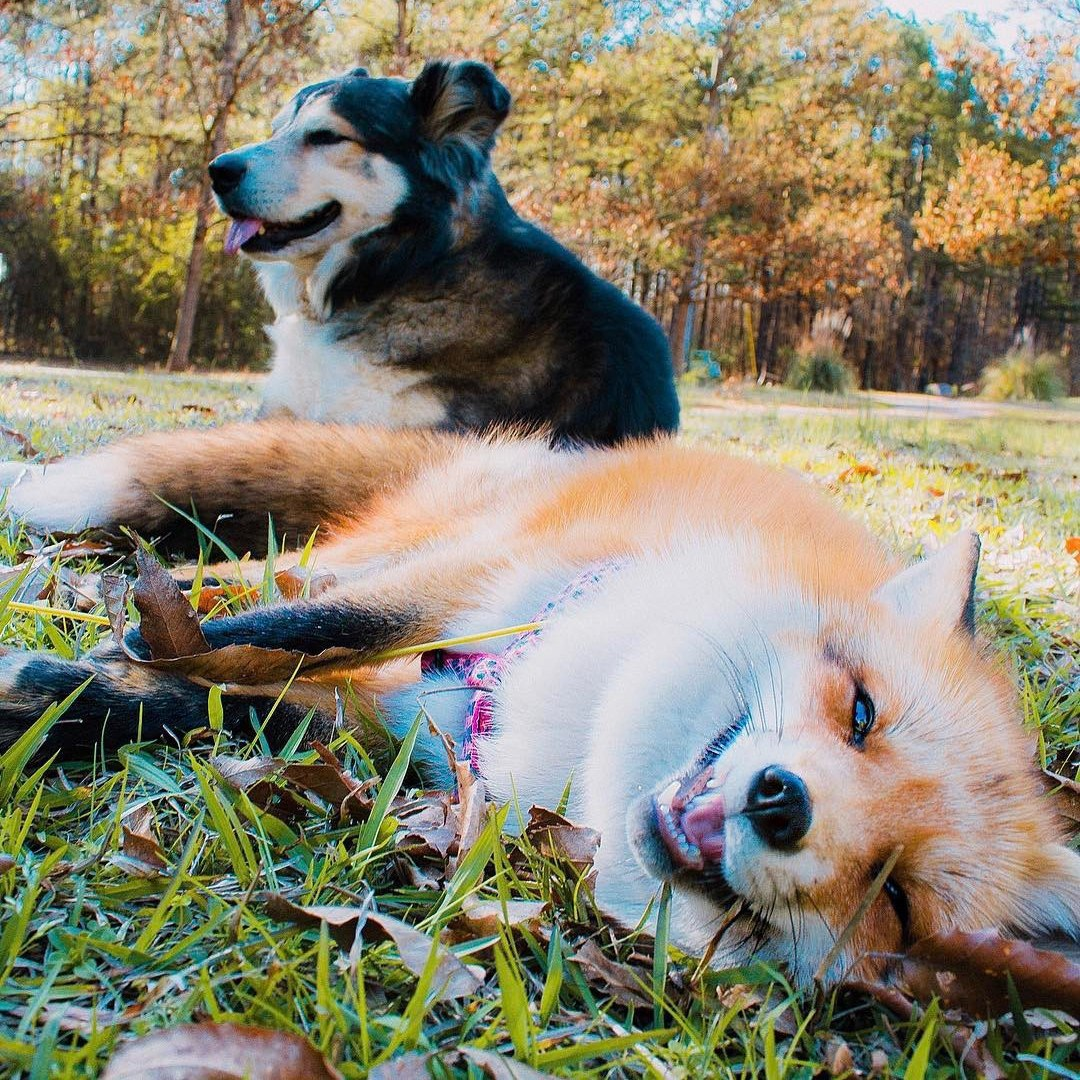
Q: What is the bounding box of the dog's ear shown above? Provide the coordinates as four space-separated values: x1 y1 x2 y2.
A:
410 60 511 150
348 66 369 79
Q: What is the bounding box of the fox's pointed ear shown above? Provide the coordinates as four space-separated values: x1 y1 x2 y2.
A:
348 66 369 79
1012 844 1080 940
874 531 980 636
411 60 511 148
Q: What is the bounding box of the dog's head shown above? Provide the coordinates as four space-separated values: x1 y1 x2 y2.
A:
209 60 511 262
584 533 1080 986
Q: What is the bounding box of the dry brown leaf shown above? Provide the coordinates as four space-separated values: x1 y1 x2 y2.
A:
367 1053 434 1080
450 760 487 872
210 754 283 792
262 895 483 1001
571 938 651 1008
824 1038 854 1076
455 897 548 938
102 573 130 645
926 486 945 498
0 854 15 874
275 567 339 600
901 929 1080 1017
263 894 371 950
101 1022 343 1079
116 805 167 874
837 463 879 482
395 797 456 857
369 1049 557 1080
1066 537 1080 568
525 807 600 871
138 641 364 683
132 548 210 660
363 911 485 1001
456 1047 559 1080
192 583 260 614
0 425 40 459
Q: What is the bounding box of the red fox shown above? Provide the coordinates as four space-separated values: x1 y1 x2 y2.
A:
1 423 1077 986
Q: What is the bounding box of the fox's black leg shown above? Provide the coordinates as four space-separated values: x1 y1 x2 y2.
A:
198 597 425 654
0 647 328 757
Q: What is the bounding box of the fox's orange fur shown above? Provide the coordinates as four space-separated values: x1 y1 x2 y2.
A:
1 422 1077 986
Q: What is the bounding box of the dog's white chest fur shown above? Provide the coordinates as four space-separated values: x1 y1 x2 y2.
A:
260 311 447 427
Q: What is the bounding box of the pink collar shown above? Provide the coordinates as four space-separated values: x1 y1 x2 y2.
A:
420 560 627 773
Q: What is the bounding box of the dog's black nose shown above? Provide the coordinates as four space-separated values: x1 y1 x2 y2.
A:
208 154 246 195
745 767 812 849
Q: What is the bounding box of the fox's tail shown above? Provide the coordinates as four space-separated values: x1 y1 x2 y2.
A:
1 421 455 556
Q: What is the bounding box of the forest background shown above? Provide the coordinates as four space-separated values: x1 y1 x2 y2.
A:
0 0 1077 394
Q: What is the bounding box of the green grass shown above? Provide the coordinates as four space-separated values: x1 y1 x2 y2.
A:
1 367 1078 1078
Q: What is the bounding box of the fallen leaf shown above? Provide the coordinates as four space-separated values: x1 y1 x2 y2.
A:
455 896 548 938
101 1022 343 1079
132 548 209 660
571 938 651 1007
926 486 945 498
370 1049 557 1080
901 929 1080 1017
181 403 217 415
262 894 483 1001
116 805 167 874
0 854 14 873
263 894 372 951
0 425 40 459
825 1038 854 1076
456 1047 559 1079
275 567 339 600
210 754 283 792
451 760 487 871
192 583 260 614
102 573 129 645
1066 537 1080 568
526 807 600 871
837 463 879 482
363 911 484 1001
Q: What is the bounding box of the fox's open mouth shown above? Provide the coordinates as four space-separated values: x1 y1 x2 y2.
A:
224 200 342 255
654 764 726 871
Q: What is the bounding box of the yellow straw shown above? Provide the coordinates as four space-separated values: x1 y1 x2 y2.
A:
6 600 111 626
369 622 542 662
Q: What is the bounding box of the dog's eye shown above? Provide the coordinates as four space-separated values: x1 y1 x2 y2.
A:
305 130 348 147
851 686 875 746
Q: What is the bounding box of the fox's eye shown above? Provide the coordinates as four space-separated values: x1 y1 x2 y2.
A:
851 686 876 746
305 130 348 147
883 876 911 942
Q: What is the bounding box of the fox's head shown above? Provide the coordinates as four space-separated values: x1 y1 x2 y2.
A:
582 532 1080 986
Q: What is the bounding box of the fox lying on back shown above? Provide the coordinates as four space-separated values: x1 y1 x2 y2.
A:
1 426 1077 986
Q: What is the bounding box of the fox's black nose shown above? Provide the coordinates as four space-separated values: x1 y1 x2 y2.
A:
208 154 246 195
745 767 812 849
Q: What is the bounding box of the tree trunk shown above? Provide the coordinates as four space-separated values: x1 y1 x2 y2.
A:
166 0 242 372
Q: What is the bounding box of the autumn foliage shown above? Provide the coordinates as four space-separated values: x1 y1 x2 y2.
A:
0 0 1077 390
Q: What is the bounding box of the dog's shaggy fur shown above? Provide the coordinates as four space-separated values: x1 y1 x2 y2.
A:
209 60 679 444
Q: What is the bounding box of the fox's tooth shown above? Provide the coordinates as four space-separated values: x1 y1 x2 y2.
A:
658 780 680 807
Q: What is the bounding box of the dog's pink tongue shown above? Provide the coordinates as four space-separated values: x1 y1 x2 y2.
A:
224 218 262 255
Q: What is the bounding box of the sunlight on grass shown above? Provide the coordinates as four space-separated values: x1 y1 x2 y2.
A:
0 371 1077 1077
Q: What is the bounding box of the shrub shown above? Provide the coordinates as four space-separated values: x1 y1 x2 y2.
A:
980 350 1066 402
784 344 854 394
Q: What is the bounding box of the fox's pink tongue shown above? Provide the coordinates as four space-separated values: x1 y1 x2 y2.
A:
224 218 262 255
